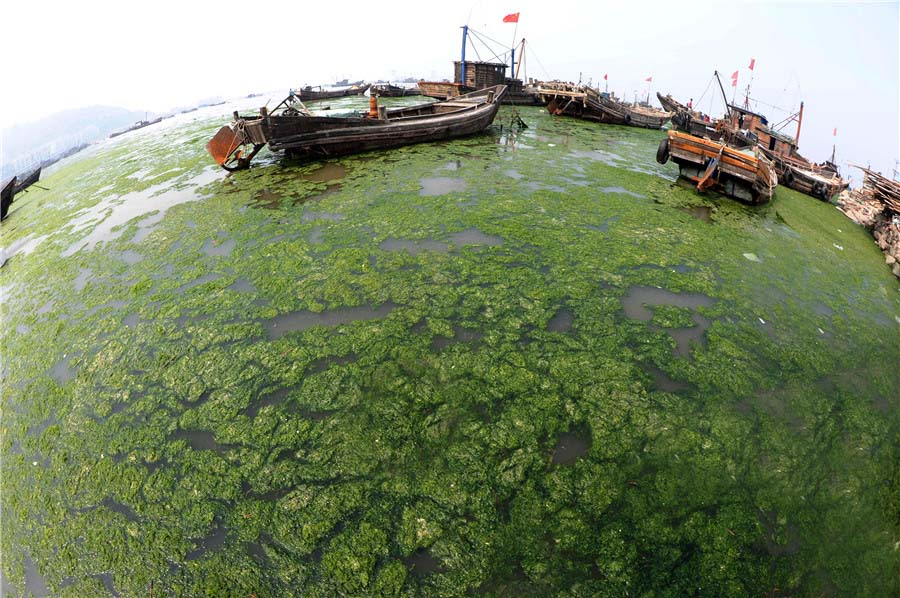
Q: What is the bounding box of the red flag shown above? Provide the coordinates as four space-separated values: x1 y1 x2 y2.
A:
731 70 739 80
732 77 738 87
645 76 652 82
748 58 755 71
833 127 837 136
502 12 519 22
604 73 608 81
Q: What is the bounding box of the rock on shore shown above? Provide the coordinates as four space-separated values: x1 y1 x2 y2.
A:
837 189 900 279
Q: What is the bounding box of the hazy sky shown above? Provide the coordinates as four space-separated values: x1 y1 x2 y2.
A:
2 0 898 177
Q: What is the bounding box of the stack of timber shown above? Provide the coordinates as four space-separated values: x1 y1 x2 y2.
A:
852 166 900 213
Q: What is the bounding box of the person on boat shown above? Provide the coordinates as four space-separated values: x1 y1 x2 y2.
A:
687 98 693 110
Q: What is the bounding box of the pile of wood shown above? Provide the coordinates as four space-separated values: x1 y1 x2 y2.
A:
852 165 900 213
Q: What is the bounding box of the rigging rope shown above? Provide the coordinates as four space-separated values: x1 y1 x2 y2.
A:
467 30 509 64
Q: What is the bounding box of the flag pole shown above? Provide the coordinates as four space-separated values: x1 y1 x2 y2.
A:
511 20 519 79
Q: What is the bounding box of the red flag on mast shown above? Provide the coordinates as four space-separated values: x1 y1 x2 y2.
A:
731 70 739 80
748 58 756 71
833 127 837 136
604 74 608 81
645 76 652 82
502 12 519 22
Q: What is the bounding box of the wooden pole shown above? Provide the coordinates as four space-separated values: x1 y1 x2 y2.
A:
795 101 804 148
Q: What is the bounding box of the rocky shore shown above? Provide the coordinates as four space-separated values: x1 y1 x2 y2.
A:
837 188 900 279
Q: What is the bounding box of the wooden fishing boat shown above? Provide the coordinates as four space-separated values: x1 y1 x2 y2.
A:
1 168 41 221
370 83 421 97
109 117 163 138
295 86 349 101
656 130 777 204
594 93 671 129
760 148 848 201
502 78 545 105
541 84 670 129
1 177 16 221
657 92 688 114
14 167 41 194
206 85 508 171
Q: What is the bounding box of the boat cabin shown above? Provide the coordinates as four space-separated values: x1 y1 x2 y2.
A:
454 61 507 89
726 105 797 157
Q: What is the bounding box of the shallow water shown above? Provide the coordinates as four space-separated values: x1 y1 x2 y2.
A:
2 101 899 597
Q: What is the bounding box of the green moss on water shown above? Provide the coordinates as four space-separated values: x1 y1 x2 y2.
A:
2 105 899 597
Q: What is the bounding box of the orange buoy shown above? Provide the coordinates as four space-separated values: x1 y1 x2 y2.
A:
369 94 378 118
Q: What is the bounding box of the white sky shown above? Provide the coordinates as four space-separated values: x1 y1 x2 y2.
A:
3 0 899 176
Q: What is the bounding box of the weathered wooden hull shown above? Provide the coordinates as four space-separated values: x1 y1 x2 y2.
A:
588 95 670 129
371 84 421 97
416 81 472 100
1 176 16 220
656 92 686 113
109 118 163 138
1 168 41 220
294 89 350 102
234 85 507 162
14 168 41 194
541 86 669 128
761 150 847 201
661 130 777 204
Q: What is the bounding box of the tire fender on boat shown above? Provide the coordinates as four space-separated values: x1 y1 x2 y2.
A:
655 138 670 164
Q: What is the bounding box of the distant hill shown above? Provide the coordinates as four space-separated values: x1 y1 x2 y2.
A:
1 105 150 178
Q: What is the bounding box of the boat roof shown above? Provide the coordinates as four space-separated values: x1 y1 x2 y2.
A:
453 60 507 68
728 104 769 125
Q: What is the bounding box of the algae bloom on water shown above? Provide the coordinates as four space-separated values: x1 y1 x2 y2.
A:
2 100 899 597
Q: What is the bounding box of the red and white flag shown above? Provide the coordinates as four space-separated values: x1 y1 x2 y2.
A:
731 70 739 80
645 76 652 82
503 12 519 22
748 58 756 71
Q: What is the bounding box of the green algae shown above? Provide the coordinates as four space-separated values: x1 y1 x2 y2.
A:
2 104 900 597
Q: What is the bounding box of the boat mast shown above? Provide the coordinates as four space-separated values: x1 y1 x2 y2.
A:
514 38 526 80
460 25 468 86
714 71 731 118
795 101 804 148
